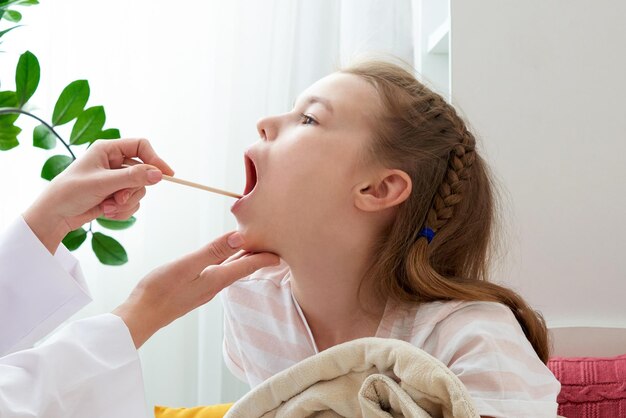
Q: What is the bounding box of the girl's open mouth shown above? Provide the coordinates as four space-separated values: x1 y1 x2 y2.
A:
231 151 259 213
243 152 258 196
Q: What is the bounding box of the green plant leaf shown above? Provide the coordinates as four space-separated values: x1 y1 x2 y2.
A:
96 216 136 230
15 50 39 106
0 91 19 123
52 80 89 126
3 9 21 22
33 123 56 149
0 25 20 40
41 154 72 180
96 128 120 140
0 114 19 129
70 105 105 145
1 0 36 5
62 227 87 251
0 0 38 9
0 122 20 150
0 138 19 150
0 90 17 106
91 232 128 265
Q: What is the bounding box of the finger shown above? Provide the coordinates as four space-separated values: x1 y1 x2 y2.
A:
114 187 146 211
113 188 134 205
108 203 140 221
198 252 280 291
221 250 274 265
177 232 244 276
97 163 163 195
96 138 174 175
100 197 118 218
222 249 249 264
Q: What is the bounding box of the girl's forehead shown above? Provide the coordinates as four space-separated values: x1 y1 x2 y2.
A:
300 73 382 117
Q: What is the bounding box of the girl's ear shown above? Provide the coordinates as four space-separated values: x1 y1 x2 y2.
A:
354 169 412 212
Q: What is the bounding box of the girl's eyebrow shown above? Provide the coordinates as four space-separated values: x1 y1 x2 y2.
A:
294 95 334 114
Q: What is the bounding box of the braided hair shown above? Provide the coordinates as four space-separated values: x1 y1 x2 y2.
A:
343 61 550 363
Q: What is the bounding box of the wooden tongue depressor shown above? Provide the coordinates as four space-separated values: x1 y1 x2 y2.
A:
122 158 243 199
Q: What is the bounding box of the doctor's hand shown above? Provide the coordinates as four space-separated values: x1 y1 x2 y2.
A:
23 138 174 254
112 231 279 349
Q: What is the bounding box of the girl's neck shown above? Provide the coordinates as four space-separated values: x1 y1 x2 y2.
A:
284 233 387 352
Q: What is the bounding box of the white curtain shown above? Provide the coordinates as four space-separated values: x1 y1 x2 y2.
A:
0 0 416 407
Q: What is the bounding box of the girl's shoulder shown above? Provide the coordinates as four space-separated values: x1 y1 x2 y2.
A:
386 299 514 327
424 300 524 343
381 299 522 347
424 299 517 326
410 301 560 414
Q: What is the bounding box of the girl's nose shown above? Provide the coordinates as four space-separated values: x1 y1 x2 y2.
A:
256 115 277 142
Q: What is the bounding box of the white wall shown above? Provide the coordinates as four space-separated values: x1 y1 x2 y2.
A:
450 1 626 330
411 0 450 98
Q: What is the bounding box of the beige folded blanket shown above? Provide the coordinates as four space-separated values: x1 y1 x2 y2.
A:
225 337 479 418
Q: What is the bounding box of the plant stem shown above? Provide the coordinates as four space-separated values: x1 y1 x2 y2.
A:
0 107 76 160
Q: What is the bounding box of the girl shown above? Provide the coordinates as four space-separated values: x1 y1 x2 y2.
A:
222 60 560 417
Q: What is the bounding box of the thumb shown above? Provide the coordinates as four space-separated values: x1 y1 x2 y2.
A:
98 164 163 195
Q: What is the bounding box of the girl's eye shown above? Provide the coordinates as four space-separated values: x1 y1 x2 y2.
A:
300 113 317 126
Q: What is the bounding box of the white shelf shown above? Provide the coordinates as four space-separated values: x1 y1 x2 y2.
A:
427 17 450 55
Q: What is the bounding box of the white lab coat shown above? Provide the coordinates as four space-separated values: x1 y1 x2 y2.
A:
0 217 149 418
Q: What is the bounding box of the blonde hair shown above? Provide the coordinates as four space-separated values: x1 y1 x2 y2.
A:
343 60 550 363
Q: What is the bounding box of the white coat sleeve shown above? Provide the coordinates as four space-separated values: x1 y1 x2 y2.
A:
0 217 92 356
0 313 149 418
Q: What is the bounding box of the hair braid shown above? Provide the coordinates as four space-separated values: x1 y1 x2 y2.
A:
415 95 478 236
426 126 477 235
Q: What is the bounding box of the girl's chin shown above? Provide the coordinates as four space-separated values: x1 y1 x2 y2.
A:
236 229 276 254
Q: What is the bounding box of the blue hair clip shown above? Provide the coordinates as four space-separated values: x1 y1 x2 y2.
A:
418 227 435 243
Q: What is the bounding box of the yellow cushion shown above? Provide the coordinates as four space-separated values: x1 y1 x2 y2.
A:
154 403 233 418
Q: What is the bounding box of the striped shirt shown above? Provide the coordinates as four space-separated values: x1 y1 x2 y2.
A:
221 263 560 417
